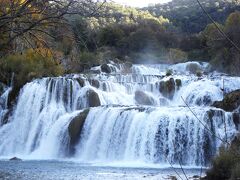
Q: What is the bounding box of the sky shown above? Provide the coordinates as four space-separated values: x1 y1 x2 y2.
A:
112 0 172 7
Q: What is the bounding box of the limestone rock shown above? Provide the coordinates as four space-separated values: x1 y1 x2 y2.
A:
90 79 100 88
68 109 90 147
212 89 240 112
87 89 101 107
75 77 85 87
9 157 22 161
159 78 175 99
135 90 155 105
101 64 111 73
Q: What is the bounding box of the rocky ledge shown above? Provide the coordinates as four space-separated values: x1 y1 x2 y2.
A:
212 89 240 112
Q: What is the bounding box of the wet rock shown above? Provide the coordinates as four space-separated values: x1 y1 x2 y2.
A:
1 110 11 125
83 64 91 71
87 89 101 107
123 106 146 112
134 90 155 106
9 157 22 161
0 83 7 95
124 61 132 68
159 78 175 99
175 79 182 90
90 79 100 88
167 175 177 180
75 77 85 87
7 86 20 107
233 113 240 130
78 64 85 73
122 62 133 73
91 69 101 74
195 95 212 106
68 109 90 147
206 109 224 121
231 133 240 149
192 175 201 179
186 62 201 74
101 64 111 73
166 69 173 76
212 89 240 112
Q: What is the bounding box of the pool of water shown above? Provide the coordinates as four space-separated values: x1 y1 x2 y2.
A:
0 160 205 180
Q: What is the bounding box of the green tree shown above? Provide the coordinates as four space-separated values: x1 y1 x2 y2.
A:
98 26 125 47
225 11 240 47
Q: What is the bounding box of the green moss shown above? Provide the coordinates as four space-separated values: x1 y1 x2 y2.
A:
166 69 173 76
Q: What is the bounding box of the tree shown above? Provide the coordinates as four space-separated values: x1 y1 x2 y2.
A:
0 0 106 55
98 26 124 47
225 11 240 47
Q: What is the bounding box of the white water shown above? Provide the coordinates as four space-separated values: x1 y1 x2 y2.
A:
75 106 235 166
0 61 239 167
0 84 11 125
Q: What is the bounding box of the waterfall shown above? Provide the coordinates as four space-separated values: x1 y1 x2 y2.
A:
0 83 12 125
75 106 235 166
0 61 239 167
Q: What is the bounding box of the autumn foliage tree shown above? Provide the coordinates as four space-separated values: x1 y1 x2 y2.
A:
0 0 106 55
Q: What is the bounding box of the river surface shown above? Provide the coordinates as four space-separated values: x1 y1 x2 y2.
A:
0 160 204 180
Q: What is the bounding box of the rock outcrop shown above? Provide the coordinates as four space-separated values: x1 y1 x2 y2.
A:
68 109 90 148
90 79 100 88
212 89 240 112
75 77 85 87
159 78 176 99
101 64 111 73
9 157 22 161
0 83 7 95
87 89 101 107
134 90 155 105
175 79 182 90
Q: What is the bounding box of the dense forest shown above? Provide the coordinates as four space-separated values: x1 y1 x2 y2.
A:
0 0 240 91
144 0 240 33
1 0 240 87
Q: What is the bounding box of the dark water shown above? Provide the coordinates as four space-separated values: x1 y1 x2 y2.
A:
0 160 205 180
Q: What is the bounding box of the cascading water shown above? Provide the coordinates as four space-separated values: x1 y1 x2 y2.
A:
75 106 235 166
0 61 239 167
0 83 11 125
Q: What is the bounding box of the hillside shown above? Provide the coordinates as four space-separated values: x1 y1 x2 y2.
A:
143 0 240 33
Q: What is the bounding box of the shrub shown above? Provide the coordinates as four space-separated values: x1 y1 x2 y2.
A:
206 137 240 180
168 48 188 63
97 47 119 63
206 147 238 180
79 51 99 65
0 48 64 88
230 163 240 180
